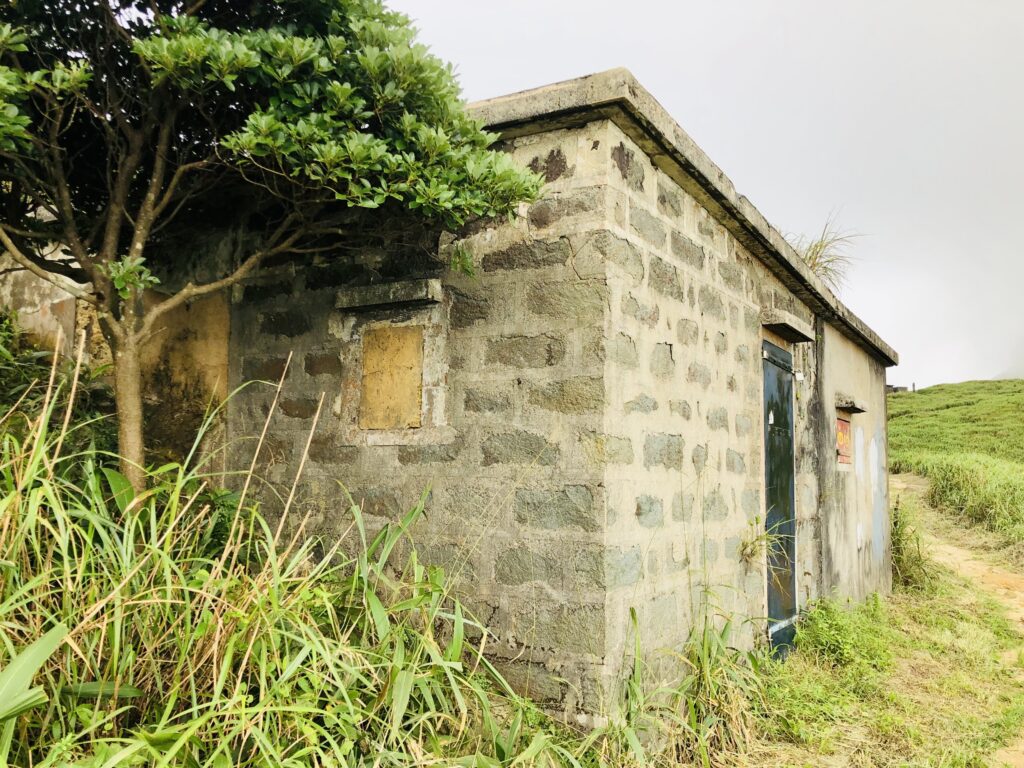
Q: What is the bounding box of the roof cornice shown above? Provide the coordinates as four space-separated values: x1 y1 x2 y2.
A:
469 68 898 367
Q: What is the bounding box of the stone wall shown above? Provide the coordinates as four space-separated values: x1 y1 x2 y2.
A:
593 121 828 691
228 121 620 719
226 113 892 718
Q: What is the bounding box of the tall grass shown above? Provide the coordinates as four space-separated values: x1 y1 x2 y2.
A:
890 380 1024 544
892 452 1024 542
0 321 773 767
0 352 584 766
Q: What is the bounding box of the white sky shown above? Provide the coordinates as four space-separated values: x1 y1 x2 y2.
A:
388 0 1024 387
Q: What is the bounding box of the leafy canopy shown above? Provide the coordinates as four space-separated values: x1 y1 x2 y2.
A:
0 0 540 295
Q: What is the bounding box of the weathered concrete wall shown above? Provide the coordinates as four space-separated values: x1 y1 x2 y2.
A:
226 112 893 718
0 256 77 355
227 121 619 718
818 323 891 600
0 262 229 465
593 120 828 694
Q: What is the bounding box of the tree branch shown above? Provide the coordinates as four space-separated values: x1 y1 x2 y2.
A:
139 217 306 338
0 225 95 304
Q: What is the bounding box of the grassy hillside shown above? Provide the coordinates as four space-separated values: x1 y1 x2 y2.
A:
889 379 1024 462
889 379 1024 544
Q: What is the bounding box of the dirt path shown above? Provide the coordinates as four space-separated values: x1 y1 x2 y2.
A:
891 474 1024 767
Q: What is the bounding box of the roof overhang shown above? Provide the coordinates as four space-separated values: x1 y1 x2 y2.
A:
469 68 898 367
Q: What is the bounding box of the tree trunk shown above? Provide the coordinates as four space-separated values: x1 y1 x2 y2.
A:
112 335 147 493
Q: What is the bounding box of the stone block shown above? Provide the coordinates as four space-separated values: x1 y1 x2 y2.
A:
629 202 666 248
713 331 728 355
450 287 490 328
692 443 708 474
514 486 598 532
650 342 675 377
587 231 644 281
718 262 744 291
649 256 685 302
672 491 694 522
528 282 605 322
482 430 559 466
244 281 292 303
304 350 343 376
644 433 685 470
528 146 573 182
625 394 658 414
486 334 566 368
703 489 729 521
606 546 643 588
495 547 561 586
671 231 706 271
687 361 712 388
698 285 726 321
608 332 638 367
464 388 512 414
657 178 682 219
352 487 400 518
528 187 603 228
583 433 634 464
528 377 603 414
308 436 359 465
726 449 746 474
612 141 645 191
398 440 463 464
708 407 729 431
741 489 761 517
567 544 605 589
635 495 664 528
280 398 319 419
493 659 566 704
735 413 754 437
243 356 288 381
482 238 570 272
669 399 692 419
677 318 699 346
259 310 311 337
622 294 659 327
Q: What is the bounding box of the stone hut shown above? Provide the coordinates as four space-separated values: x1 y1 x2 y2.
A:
3 69 899 718
228 69 897 715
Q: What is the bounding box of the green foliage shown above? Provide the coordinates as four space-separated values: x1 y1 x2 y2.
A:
794 597 890 672
890 380 1024 543
103 256 161 300
0 393 591 766
0 625 67 763
0 313 115 452
0 1 540 239
890 494 937 591
757 571 1024 763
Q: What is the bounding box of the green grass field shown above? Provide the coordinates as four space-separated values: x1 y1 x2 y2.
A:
889 378 1024 545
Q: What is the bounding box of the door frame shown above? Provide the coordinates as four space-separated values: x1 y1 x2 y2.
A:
762 340 799 648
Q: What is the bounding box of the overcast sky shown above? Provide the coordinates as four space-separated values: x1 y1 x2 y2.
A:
389 0 1023 388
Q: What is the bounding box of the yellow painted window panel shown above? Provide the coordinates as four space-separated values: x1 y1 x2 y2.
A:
359 325 424 430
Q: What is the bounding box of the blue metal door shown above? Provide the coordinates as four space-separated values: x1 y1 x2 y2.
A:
762 341 797 648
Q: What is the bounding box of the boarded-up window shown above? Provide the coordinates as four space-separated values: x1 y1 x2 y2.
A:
836 416 852 464
360 326 424 430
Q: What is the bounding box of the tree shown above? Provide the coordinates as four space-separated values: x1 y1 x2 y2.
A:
0 0 540 491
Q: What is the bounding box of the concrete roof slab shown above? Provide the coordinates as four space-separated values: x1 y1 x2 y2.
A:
469 68 898 367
